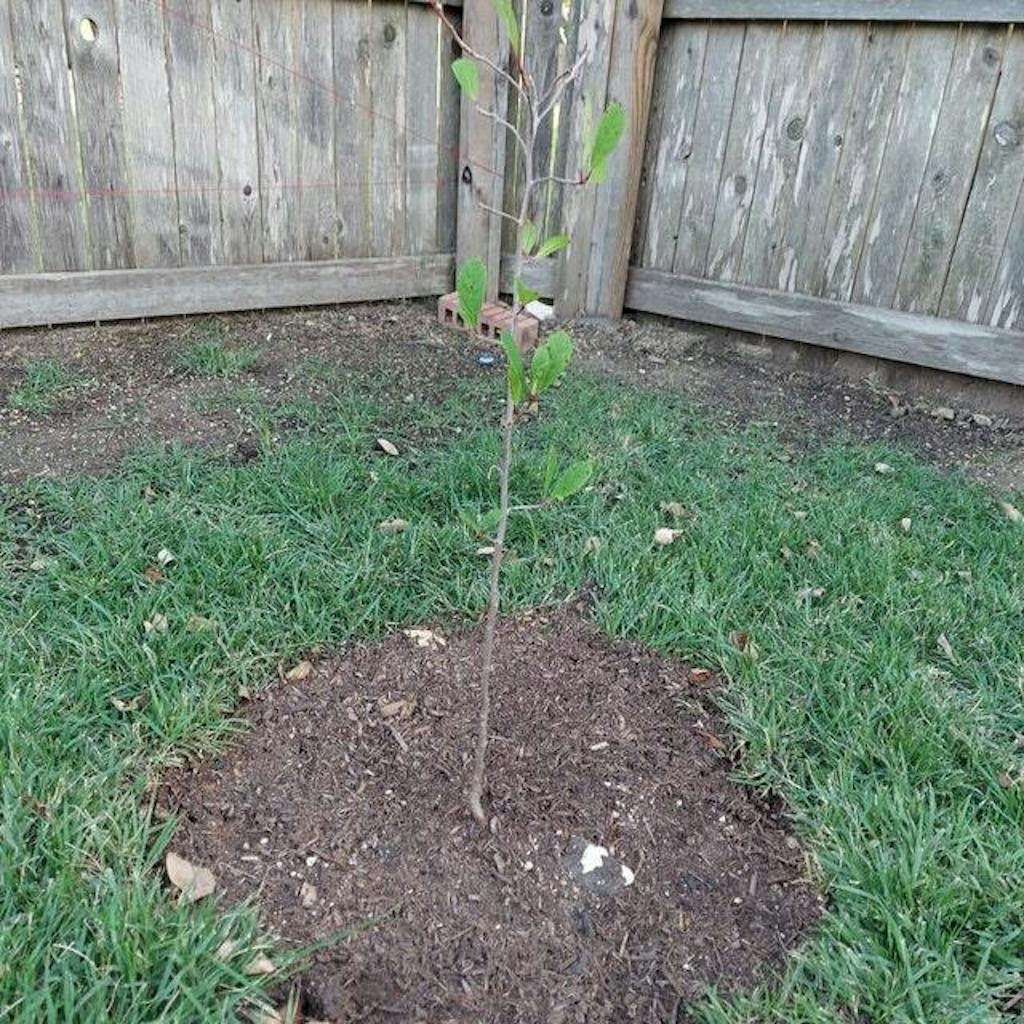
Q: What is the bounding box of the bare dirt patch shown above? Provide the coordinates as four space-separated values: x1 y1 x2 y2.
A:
160 608 821 1023
2 301 1021 486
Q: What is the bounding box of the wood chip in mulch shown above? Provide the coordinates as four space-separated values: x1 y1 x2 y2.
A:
160 607 822 1023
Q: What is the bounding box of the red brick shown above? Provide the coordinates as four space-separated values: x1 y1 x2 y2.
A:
437 292 539 352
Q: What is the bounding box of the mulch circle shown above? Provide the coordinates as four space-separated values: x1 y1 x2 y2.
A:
160 607 822 1023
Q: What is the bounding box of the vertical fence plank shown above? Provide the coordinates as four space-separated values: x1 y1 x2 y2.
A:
772 22 866 293
558 0 664 317
211 0 262 265
555 0 615 314
166 0 219 265
703 22 778 282
297 0 337 260
819 25 908 301
583 0 664 315
114 0 179 268
500 0 525 257
65 0 133 270
0 0 37 273
371 0 408 256
670 23 744 278
526 0 562 236
406 5 440 254
894 26 1005 314
334 0 373 257
437 13 461 253
986 173 1024 330
9 0 88 272
941 30 1024 323
736 22 820 287
254 0 300 262
853 26 956 308
634 22 708 271
547 0 581 240
456 0 508 299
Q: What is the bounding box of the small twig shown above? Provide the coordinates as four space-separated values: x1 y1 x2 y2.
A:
476 201 523 227
475 104 530 165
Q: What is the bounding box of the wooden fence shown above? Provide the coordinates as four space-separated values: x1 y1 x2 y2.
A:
1 0 1023 387
0 0 459 324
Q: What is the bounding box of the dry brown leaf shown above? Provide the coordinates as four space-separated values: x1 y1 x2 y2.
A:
299 881 318 908
797 586 825 603
156 548 175 567
378 517 410 535
244 954 277 976
780 546 794 562
688 667 713 685
216 939 239 961
378 697 416 719
143 613 168 634
403 628 446 650
285 660 312 682
805 539 822 559
1001 502 1023 524
144 566 165 584
900 517 912 534
729 630 751 653
583 535 602 556
111 693 150 713
997 771 1017 789
937 633 956 661
698 729 726 751
874 462 894 475
376 437 399 457
791 510 808 521
654 527 682 546
476 545 496 556
165 851 216 903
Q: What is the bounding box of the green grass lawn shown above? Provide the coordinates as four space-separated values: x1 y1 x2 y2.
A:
6 359 89 414
1 372 1022 1022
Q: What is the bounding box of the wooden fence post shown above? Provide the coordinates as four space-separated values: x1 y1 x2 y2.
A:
456 0 510 299
556 0 664 318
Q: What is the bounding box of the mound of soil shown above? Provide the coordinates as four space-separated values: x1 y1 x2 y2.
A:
161 608 821 1022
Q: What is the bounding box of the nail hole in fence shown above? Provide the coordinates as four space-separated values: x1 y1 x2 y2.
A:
79 17 98 43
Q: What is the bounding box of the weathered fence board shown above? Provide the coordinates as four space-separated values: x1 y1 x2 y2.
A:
893 26 1006 315
625 267 1024 386
0 256 454 329
703 23 779 282
406 9 441 254
298 0 338 261
851 27 955 308
456 0 510 300
166 0 221 266
210 0 263 265
0 0 36 273
65 0 134 271
819 25 908 301
9 0 89 272
773 23 866 294
333 0 374 257
941 30 1024 324
664 0 1023 20
735 21 820 287
371 1 408 256
634 21 708 271
670 23 744 278
114 0 180 268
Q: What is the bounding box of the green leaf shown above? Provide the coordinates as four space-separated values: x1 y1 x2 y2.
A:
492 0 520 50
514 277 539 307
456 257 486 328
521 219 539 256
550 459 594 502
586 101 626 184
529 330 573 396
535 234 570 259
500 331 526 404
542 447 559 498
451 57 479 100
